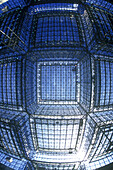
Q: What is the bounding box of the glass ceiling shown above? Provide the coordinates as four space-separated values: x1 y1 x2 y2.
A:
0 1 113 170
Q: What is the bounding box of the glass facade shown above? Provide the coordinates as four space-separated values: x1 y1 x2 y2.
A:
0 1 113 169
0 109 34 158
0 150 34 170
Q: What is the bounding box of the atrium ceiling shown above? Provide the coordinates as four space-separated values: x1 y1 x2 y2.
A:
0 0 113 170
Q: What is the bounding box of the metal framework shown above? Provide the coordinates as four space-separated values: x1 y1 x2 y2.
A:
0 109 34 158
0 1 113 170
0 150 34 170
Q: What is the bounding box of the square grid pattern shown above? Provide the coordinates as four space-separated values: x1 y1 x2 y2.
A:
30 117 83 151
37 61 77 104
94 60 113 107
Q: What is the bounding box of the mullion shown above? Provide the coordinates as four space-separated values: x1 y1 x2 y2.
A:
5 13 13 37
70 119 74 149
105 61 110 106
54 119 55 149
102 13 110 37
34 119 38 150
109 129 113 146
96 10 105 39
70 15 74 42
97 131 108 156
31 15 36 46
31 122 36 149
20 59 23 107
41 17 44 46
47 119 49 149
13 126 26 158
64 120 68 149
66 16 69 45
59 119 61 149
9 12 17 32
52 17 55 44
64 15 68 44
3 64 6 105
104 61 106 106
6 129 16 155
75 64 77 101
85 61 87 106
100 11 108 38
65 64 67 101
98 60 101 107
41 65 44 101
11 12 20 34
6 63 8 105
41 119 44 149
70 65 71 100
50 65 52 100
7 63 11 105
55 64 57 101
40 65 42 101
10 62 13 106
45 66 48 101
15 61 18 109
1 128 11 153
105 127 111 143
34 16 38 47
86 60 89 106
46 16 49 44
109 62 112 105
75 120 81 150
107 14 113 32
90 129 105 162
10 127 21 156
86 7 96 41
1 64 3 104
2 14 11 41
0 129 6 149
0 15 7 32
94 60 97 106
59 16 61 43
24 59 27 110
59 64 61 101
76 14 83 45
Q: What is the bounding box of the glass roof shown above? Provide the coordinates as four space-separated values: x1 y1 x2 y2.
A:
0 1 113 170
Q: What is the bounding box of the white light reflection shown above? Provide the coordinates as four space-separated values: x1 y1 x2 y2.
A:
0 0 8 5
32 148 86 163
30 3 79 14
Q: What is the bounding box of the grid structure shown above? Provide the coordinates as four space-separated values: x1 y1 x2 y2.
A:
0 7 31 55
27 50 86 62
0 9 25 42
84 152 113 170
33 162 79 170
30 115 84 151
81 110 113 163
0 150 34 170
0 0 28 14
84 6 113 56
0 1 113 169
34 104 86 116
86 0 113 12
80 55 91 111
0 57 23 110
25 59 37 108
30 10 85 48
0 109 34 158
37 61 77 104
0 57 37 111
94 58 113 108
29 3 79 13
